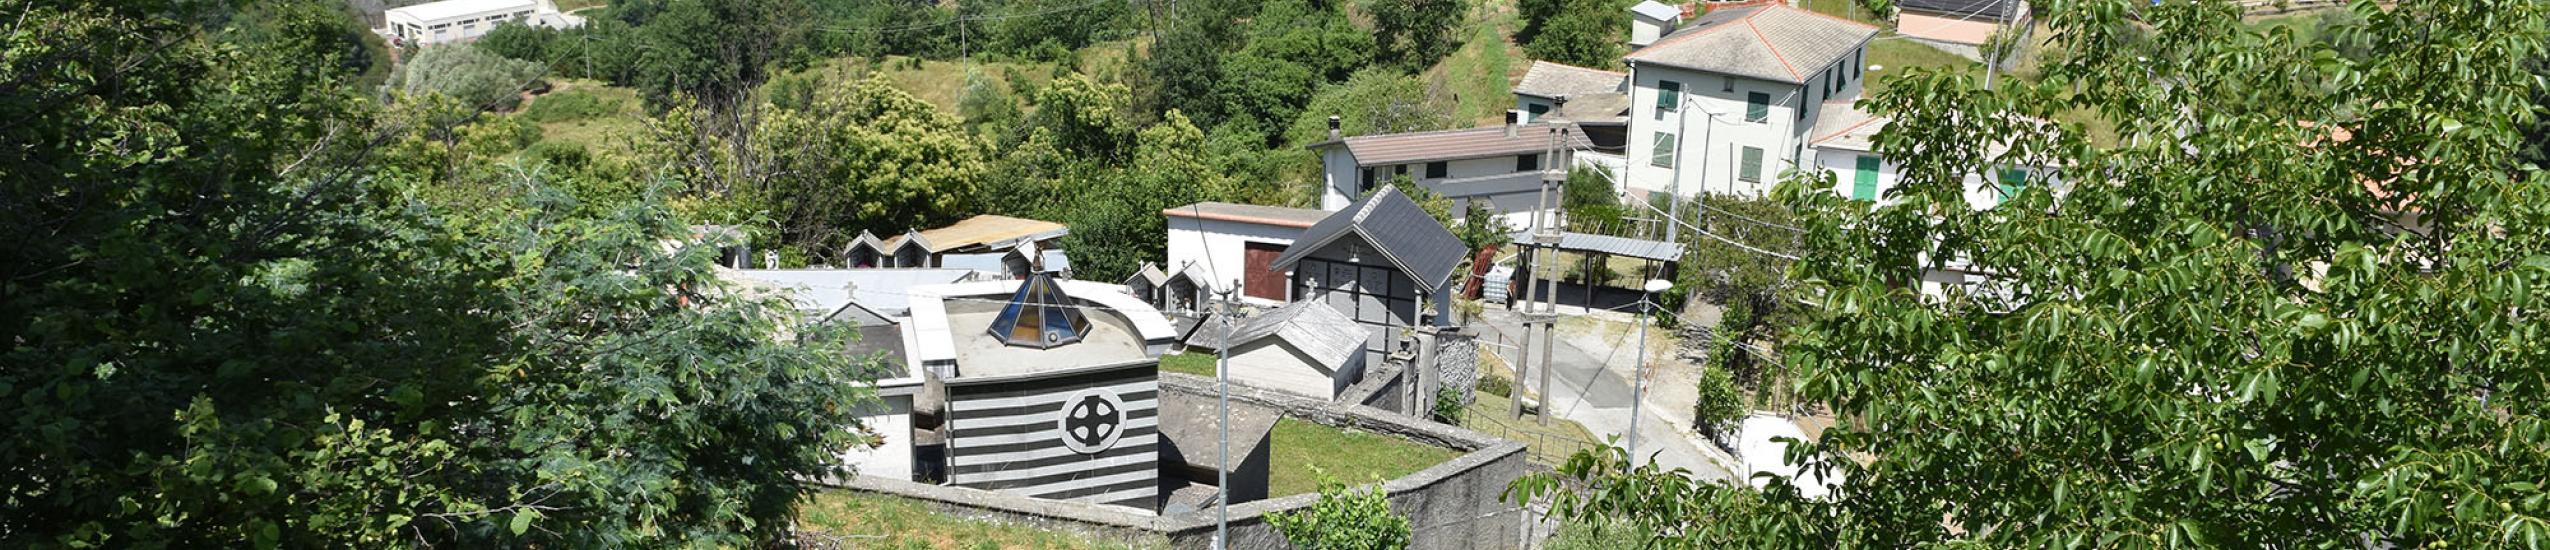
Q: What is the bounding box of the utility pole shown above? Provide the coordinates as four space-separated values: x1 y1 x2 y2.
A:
1211 285 1237 550
1983 0 2014 90
1624 278 1671 470
1533 120 1571 426
1664 87 1689 246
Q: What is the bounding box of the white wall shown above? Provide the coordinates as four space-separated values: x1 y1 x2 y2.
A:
839 392 914 481
1320 147 1358 211
385 1 540 44
1624 46 1869 199
1812 148 1900 204
1227 340 1359 400
1164 216 1303 306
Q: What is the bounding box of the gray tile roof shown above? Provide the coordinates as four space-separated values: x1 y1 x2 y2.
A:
1899 0 2021 18
1183 301 1365 371
1336 123 1597 166
1269 185 1467 294
1513 61 1628 99
1624 2 1878 84
1162 201 1330 229
1808 100 1885 152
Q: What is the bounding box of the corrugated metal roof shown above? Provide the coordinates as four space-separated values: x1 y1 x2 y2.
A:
387 0 537 22
1899 0 2021 18
1270 186 1467 293
1511 231 1687 262
1625 2 1878 84
1162 202 1329 229
725 268 977 316
1339 124 1598 166
1514 61 1628 100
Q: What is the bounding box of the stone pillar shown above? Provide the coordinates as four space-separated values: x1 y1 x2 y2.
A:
1413 326 1440 420
1434 327 1479 406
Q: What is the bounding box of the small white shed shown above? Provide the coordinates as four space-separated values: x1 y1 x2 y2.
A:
1185 300 1369 401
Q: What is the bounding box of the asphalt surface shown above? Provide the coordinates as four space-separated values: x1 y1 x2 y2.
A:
1473 308 1733 482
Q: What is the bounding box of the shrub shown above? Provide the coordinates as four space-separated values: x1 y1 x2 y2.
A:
388 43 547 111
519 90 621 123
1432 387 1466 424
1267 481 1412 550
1478 374 1513 398
1691 360 1745 445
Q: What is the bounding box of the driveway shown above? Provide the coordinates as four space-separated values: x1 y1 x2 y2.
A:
1472 308 1733 482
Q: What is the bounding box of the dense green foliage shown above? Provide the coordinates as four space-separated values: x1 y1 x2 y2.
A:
1561 168 1627 235
1688 361 1744 444
1 0 876 545
1520 0 1628 69
1517 0 2550 547
1364 0 1466 71
1268 481 1415 550
389 44 549 111
655 74 989 264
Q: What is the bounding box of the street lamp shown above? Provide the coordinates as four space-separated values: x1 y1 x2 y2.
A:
1624 278 1673 470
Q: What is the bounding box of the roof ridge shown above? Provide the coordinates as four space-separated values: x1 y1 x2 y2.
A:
1743 16 1804 80
1342 123 1559 142
1627 9 1752 57
1811 115 1884 144
1532 59 1627 77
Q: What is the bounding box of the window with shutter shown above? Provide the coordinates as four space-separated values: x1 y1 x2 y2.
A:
1516 154 1540 172
1740 147 1764 183
1657 80 1682 113
1746 92 1770 123
1853 155 1881 200
1425 161 1447 179
1997 167 2028 204
1650 133 1677 168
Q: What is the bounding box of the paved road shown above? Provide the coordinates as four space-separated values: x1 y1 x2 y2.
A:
1473 308 1733 482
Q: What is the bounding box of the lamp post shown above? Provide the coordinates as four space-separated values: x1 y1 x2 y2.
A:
1624 278 1673 470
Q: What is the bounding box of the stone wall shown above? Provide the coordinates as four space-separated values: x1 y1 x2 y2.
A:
1434 329 1481 405
821 373 1531 550
1341 362 1403 412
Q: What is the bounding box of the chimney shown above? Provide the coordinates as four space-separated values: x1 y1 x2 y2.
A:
1327 115 1342 140
1504 110 1520 137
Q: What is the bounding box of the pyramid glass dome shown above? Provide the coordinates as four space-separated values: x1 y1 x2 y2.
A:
987 272 1092 349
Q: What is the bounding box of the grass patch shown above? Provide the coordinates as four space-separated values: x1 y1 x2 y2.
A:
1424 0 1526 127
1862 39 1979 98
1462 389 1606 466
1159 351 1217 377
1268 418 1460 498
519 79 647 159
553 0 607 12
1796 0 1881 23
797 490 1149 549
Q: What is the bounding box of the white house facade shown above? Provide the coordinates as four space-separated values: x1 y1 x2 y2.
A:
1309 116 1609 229
1620 1 1878 200
383 0 581 45
1161 202 1327 306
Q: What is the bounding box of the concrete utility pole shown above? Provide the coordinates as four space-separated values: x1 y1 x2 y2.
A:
1211 286 1238 550
1624 278 1671 470
1533 123 1571 426
1664 86 1689 246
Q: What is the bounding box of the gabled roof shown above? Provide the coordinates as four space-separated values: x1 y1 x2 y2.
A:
842 230 888 255
911 214 1068 253
880 230 931 255
1163 202 1330 229
1629 0 1683 21
1329 123 1597 166
1184 301 1365 371
1126 262 1169 287
1514 61 1628 100
1624 1 1878 84
1808 100 1886 152
1899 0 2022 19
1268 186 1466 294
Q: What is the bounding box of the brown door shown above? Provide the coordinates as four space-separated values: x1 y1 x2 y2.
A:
1243 242 1288 301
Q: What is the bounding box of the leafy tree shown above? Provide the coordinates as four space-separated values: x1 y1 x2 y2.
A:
662 74 988 263
956 70 1024 140
1689 359 1744 445
1135 0 1241 126
989 0 1136 60
1287 68 1457 145
1362 0 1465 71
1667 193 1799 340
1561 167 1626 235
610 0 811 110
1268 480 1414 550
1522 0 1626 69
1516 1 2550 547
2 3 876 546
389 44 550 111
1055 111 1237 281
1245 0 1376 85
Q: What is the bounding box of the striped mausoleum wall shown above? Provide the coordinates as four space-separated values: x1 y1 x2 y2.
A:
943 361 1161 511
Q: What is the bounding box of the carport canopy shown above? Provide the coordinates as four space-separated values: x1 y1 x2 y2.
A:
1506 230 1684 263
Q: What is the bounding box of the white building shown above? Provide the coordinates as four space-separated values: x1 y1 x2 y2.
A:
383 0 581 45
1181 300 1370 401
1308 116 1607 229
1805 101 2049 210
1620 1 1878 200
1161 202 1328 306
